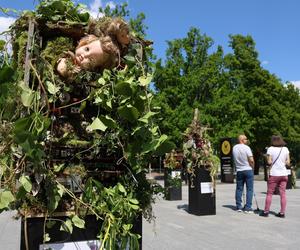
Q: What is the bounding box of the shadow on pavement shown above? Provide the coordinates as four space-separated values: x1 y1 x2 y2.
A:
177 204 189 213
222 204 236 211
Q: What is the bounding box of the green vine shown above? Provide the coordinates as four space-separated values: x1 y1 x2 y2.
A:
0 1 168 249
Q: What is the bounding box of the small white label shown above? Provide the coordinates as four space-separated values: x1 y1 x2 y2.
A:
200 182 213 194
40 240 100 250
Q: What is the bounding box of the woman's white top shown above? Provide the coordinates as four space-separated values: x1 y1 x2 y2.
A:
267 146 289 176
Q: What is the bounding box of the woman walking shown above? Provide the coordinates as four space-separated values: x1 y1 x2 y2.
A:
260 135 290 218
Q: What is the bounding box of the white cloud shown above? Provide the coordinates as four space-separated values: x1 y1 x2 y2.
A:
88 0 116 18
261 60 269 65
0 16 15 41
290 81 300 89
106 1 116 9
89 0 103 18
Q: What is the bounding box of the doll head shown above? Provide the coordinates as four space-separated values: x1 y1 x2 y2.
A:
75 34 119 71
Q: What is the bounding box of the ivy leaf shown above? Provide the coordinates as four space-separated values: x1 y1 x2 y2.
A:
122 224 133 231
138 111 157 124
138 74 152 86
60 219 73 234
129 198 139 205
141 135 169 155
155 140 176 156
86 117 107 132
102 69 111 80
117 105 139 122
57 183 64 197
98 77 106 85
0 64 14 82
154 135 169 150
124 55 135 64
18 81 40 107
44 233 51 242
129 204 139 210
46 220 56 229
94 96 103 104
53 163 64 172
19 175 32 193
78 12 90 22
106 99 112 109
45 81 60 95
20 88 35 107
117 183 126 193
115 81 133 96
72 215 85 229
99 115 117 129
0 190 15 209
13 116 32 136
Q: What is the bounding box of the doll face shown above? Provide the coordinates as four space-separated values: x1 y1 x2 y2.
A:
75 39 107 70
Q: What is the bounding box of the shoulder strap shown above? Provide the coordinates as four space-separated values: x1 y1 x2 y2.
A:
271 147 283 166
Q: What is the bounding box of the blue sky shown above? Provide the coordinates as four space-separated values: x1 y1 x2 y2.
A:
1 0 299 86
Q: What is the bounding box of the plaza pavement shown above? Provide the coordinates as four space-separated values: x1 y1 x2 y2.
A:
0 178 299 250
143 178 300 250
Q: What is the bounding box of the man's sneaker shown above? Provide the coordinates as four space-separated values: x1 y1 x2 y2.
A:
259 211 269 217
275 212 285 218
243 209 254 214
237 208 243 212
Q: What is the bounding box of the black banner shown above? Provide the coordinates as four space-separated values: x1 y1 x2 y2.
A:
220 138 234 183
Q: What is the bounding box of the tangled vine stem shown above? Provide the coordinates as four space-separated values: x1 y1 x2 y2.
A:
100 216 112 250
30 61 51 115
55 180 103 221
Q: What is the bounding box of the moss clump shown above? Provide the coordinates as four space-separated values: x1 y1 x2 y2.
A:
41 36 75 67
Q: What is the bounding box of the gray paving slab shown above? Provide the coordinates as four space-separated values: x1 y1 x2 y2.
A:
0 180 299 250
0 211 21 250
143 179 300 250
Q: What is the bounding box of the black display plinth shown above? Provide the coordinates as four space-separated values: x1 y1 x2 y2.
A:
164 169 182 200
188 167 216 216
20 214 142 250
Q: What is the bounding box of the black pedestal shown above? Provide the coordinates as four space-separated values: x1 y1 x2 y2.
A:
20 214 142 250
188 167 216 216
164 169 182 200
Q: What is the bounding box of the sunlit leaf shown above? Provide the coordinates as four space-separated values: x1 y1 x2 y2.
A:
98 77 106 85
19 175 32 193
45 81 60 95
72 215 85 229
86 117 107 132
60 219 73 234
138 111 156 123
0 190 14 209
44 233 50 242
117 183 126 193
138 74 152 86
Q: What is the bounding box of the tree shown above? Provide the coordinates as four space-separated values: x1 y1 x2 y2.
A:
212 34 300 173
153 28 224 146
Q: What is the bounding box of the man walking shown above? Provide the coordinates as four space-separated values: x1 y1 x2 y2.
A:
233 135 255 213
